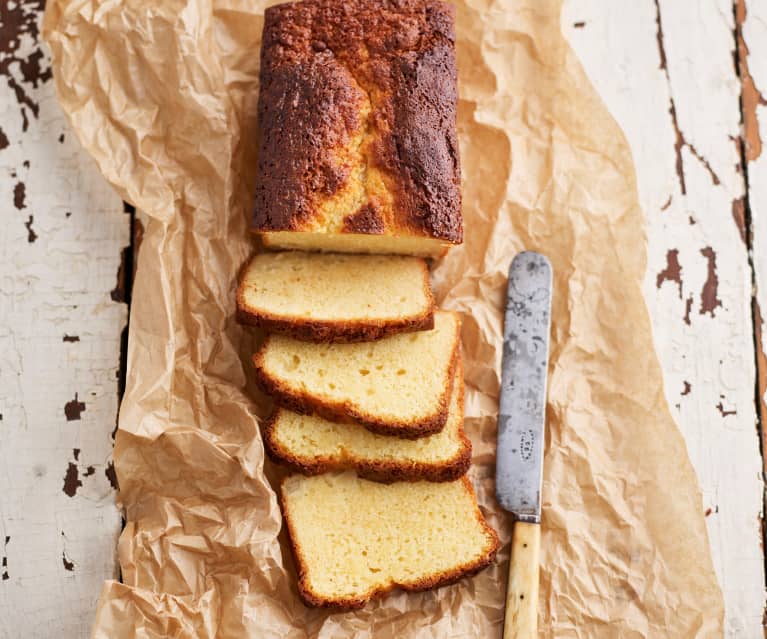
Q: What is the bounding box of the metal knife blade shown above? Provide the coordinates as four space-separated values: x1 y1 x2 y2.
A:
495 251 553 523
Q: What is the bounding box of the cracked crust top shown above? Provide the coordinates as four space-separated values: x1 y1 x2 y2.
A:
253 0 461 244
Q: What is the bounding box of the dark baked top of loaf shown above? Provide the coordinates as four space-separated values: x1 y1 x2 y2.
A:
253 0 462 243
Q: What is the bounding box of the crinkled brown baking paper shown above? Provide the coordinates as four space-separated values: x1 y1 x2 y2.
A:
43 0 724 636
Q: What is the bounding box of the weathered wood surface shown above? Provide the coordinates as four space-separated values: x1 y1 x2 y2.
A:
0 0 765 637
741 0 767 527
0 1 128 637
564 0 766 636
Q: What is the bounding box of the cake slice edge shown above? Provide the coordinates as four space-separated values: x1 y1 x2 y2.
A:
280 475 500 610
263 360 471 482
236 253 436 342
252 313 461 438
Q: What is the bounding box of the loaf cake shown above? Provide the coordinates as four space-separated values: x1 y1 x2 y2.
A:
281 472 499 609
253 0 462 257
237 251 435 342
264 360 470 482
253 311 460 438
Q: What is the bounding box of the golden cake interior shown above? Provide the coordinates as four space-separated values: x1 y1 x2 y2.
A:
257 311 458 425
270 362 465 467
239 252 432 322
282 472 498 603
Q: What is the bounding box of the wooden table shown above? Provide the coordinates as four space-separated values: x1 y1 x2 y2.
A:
1 0 765 636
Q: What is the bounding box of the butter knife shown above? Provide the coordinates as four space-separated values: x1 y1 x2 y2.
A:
496 251 553 638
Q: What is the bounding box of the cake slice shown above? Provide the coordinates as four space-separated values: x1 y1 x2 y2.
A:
281 472 499 609
236 252 434 342
253 311 460 438
253 0 461 257
264 360 470 482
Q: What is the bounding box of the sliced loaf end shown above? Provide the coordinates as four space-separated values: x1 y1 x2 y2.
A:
260 232 452 259
281 472 499 610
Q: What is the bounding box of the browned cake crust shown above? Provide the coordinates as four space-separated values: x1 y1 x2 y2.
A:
262 372 471 482
235 258 436 343
264 412 471 482
253 0 462 243
237 307 434 342
252 336 460 439
280 475 500 610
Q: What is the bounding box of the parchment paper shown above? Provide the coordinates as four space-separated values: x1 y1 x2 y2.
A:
43 0 724 636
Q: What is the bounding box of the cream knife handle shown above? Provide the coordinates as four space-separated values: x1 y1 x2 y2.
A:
503 521 541 638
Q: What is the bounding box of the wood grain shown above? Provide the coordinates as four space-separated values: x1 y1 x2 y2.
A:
504 522 541 639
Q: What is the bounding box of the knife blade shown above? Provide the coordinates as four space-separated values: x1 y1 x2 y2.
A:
496 250 552 520
496 250 552 639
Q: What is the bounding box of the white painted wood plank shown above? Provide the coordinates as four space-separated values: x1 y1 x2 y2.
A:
0 2 128 637
563 1 765 636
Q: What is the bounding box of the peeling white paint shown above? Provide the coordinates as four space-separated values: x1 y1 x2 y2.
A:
564 1 765 637
743 1 767 435
0 5 128 637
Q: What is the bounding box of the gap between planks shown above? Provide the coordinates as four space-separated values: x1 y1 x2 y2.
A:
734 0 767 623
115 202 140 421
